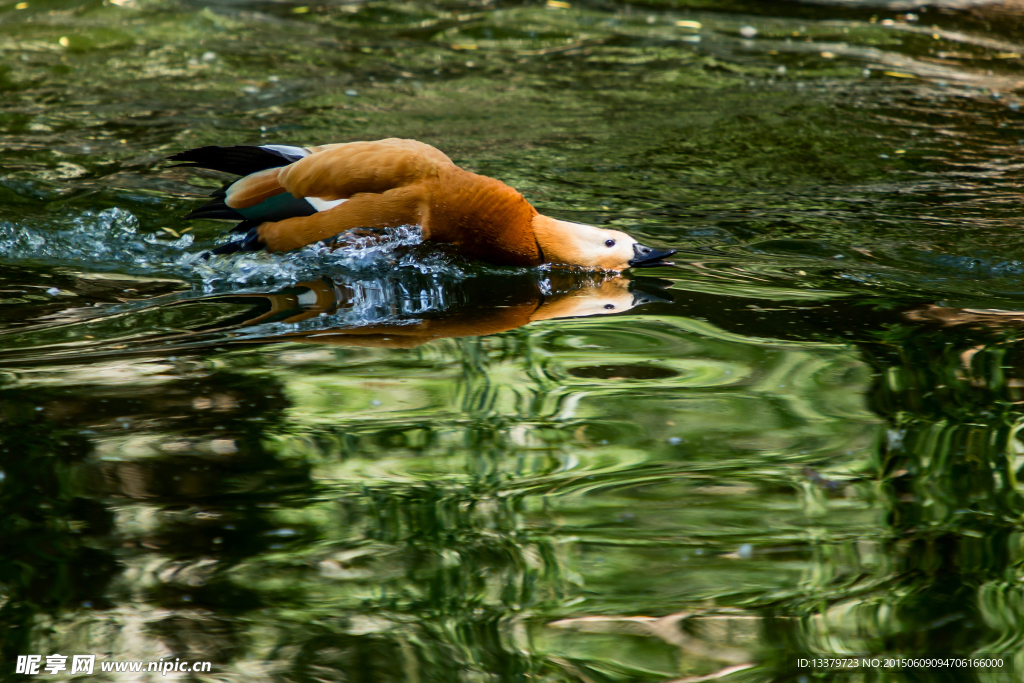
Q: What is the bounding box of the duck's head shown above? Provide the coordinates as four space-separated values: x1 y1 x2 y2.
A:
532 215 676 271
531 277 638 320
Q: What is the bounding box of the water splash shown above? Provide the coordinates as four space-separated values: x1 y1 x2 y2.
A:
0 210 471 292
0 208 194 271
190 225 454 292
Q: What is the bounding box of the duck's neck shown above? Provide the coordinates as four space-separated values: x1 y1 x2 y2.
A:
532 214 589 266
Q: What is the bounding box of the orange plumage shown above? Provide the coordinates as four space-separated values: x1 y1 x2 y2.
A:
171 138 676 270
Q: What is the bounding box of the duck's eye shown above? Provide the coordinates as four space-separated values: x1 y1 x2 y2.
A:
605 239 616 248
604 304 615 310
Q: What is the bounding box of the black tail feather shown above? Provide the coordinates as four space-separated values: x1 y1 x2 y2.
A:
182 193 241 220
189 195 231 213
230 219 261 235
186 207 245 221
168 145 304 177
208 227 264 256
175 144 306 256
208 240 245 256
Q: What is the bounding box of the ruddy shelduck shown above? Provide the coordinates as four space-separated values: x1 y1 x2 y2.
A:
171 138 676 270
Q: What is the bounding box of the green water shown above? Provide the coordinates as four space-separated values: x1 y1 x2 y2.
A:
3 0 1024 680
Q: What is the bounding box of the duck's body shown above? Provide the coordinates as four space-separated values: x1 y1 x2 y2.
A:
171 138 675 270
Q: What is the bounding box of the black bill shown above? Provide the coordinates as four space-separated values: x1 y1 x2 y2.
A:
628 243 677 268
628 278 674 306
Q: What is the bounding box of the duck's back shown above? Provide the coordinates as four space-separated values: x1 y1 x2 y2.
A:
423 168 542 267
174 138 544 264
287 142 544 265
279 139 456 199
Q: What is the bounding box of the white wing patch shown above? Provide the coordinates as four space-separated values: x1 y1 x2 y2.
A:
261 144 309 159
307 197 348 212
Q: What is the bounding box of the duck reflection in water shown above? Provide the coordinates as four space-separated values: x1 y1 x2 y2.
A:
198 270 673 349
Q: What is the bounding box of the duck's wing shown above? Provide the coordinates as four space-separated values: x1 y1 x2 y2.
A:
170 144 316 240
276 138 455 199
172 139 454 254
217 138 454 213
242 139 457 253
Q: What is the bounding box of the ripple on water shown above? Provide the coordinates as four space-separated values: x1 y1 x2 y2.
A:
560 358 749 388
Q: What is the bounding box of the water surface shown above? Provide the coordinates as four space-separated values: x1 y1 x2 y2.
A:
3 0 1024 680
